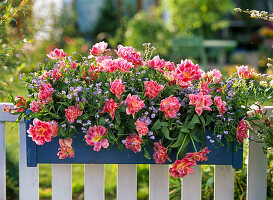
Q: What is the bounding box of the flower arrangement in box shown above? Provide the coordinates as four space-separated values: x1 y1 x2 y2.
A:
3 42 273 178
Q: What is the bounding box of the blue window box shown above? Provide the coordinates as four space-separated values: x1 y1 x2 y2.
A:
25 120 243 168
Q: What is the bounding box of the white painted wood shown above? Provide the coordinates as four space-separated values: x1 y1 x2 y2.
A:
0 122 6 200
117 164 137 200
214 165 234 200
84 164 105 200
247 107 272 200
181 165 202 200
52 164 72 200
19 122 39 200
149 165 169 200
0 103 23 122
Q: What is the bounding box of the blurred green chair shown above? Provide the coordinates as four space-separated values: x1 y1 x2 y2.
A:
171 36 207 67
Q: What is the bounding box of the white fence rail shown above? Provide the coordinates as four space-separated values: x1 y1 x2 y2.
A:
0 103 272 200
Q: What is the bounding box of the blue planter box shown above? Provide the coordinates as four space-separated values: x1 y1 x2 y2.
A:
25 120 243 168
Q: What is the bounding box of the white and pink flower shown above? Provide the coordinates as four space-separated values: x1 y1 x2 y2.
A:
189 92 212 116
85 125 109 151
57 138 75 159
159 96 181 119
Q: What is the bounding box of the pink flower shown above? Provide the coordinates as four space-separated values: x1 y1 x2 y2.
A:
27 118 54 145
159 96 181 119
57 138 75 159
207 69 222 84
200 82 211 95
164 71 176 82
65 105 83 123
236 65 254 79
164 61 175 71
189 92 212 116
169 158 196 178
175 59 202 83
90 41 110 56
185 147 211 162
123 133 143 153
50 120 58 137
146 55 165 73
176 80 192 88
2 104 13 113
125 94 145 118
47 48 68 60
85 125 109 151
70 62 78 69
236 118 248 143
153 141 171 164
14 96 27 112
144 80 164 99
110 79 125 100
30 100 43 113
214 96 226 116
247 102 265 117
116 58 133 73
101 59 117 73
38 83 54 100
135 118 149 136
115 45 143 66
100 98 119 120
52 68 63 82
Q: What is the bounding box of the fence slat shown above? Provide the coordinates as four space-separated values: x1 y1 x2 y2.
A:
149 164 169 200
85 164 104 200
0 122 6 200
19 122 39 200
181 165 202 200
117 164 137 200
247 107 272 200
0 104 23 122
52 164 72 200
214 165 234 200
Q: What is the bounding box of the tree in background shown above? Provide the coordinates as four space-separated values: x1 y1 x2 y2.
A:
164 0 234 38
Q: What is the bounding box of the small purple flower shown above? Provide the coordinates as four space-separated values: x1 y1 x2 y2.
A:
81 97 86 103
87 120 91 125
105 119 109 122
216 135 222 140
67 94 72 99
70 125 75 129
148 131 153 136
77 120 82 124
249 136 254 141
151 114 156 119
95 114 99 118
224 131 228 134
61 124 66 127
82 123 87 126
209 139 215 143
76 97 80 102
150 136 155 140
62 91 66 95
109 123 113 127
206 136 211 139
122 140 126 144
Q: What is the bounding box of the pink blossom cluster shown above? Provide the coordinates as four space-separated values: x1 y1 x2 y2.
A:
125 94 145 118
189 92 212 116
236 65 254 79
57 138 75 159
236 118 248 143
85 125 109 151
153 141 171 164
159 96 181 119
101 98 119 120
47 48 68 60
144 80 164 99
27 118 58 145
123 133 143 153
65 105 83 123
90 41 110 56
116 45 143 66
169 147 211 178
214 96 226 116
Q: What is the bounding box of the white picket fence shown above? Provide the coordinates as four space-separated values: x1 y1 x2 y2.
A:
0 103 272 200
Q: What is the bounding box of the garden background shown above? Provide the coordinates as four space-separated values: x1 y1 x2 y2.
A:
1 0 273 199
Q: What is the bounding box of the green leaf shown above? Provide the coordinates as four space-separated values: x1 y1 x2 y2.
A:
188 114 200 129
181 126 190 133
161 126 177 141
176 135 190 159
171 132 185 147
151 119 161 131
99 117 106 125
160 122 169 127
115 112 121 124
142 147 151 159
205 115 213 126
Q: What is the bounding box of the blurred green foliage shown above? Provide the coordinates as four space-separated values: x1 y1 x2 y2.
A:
164 0 234 38
110 6 172 58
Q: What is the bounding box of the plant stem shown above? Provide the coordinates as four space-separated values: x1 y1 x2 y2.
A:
176 134 187 160
190 135 198 152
